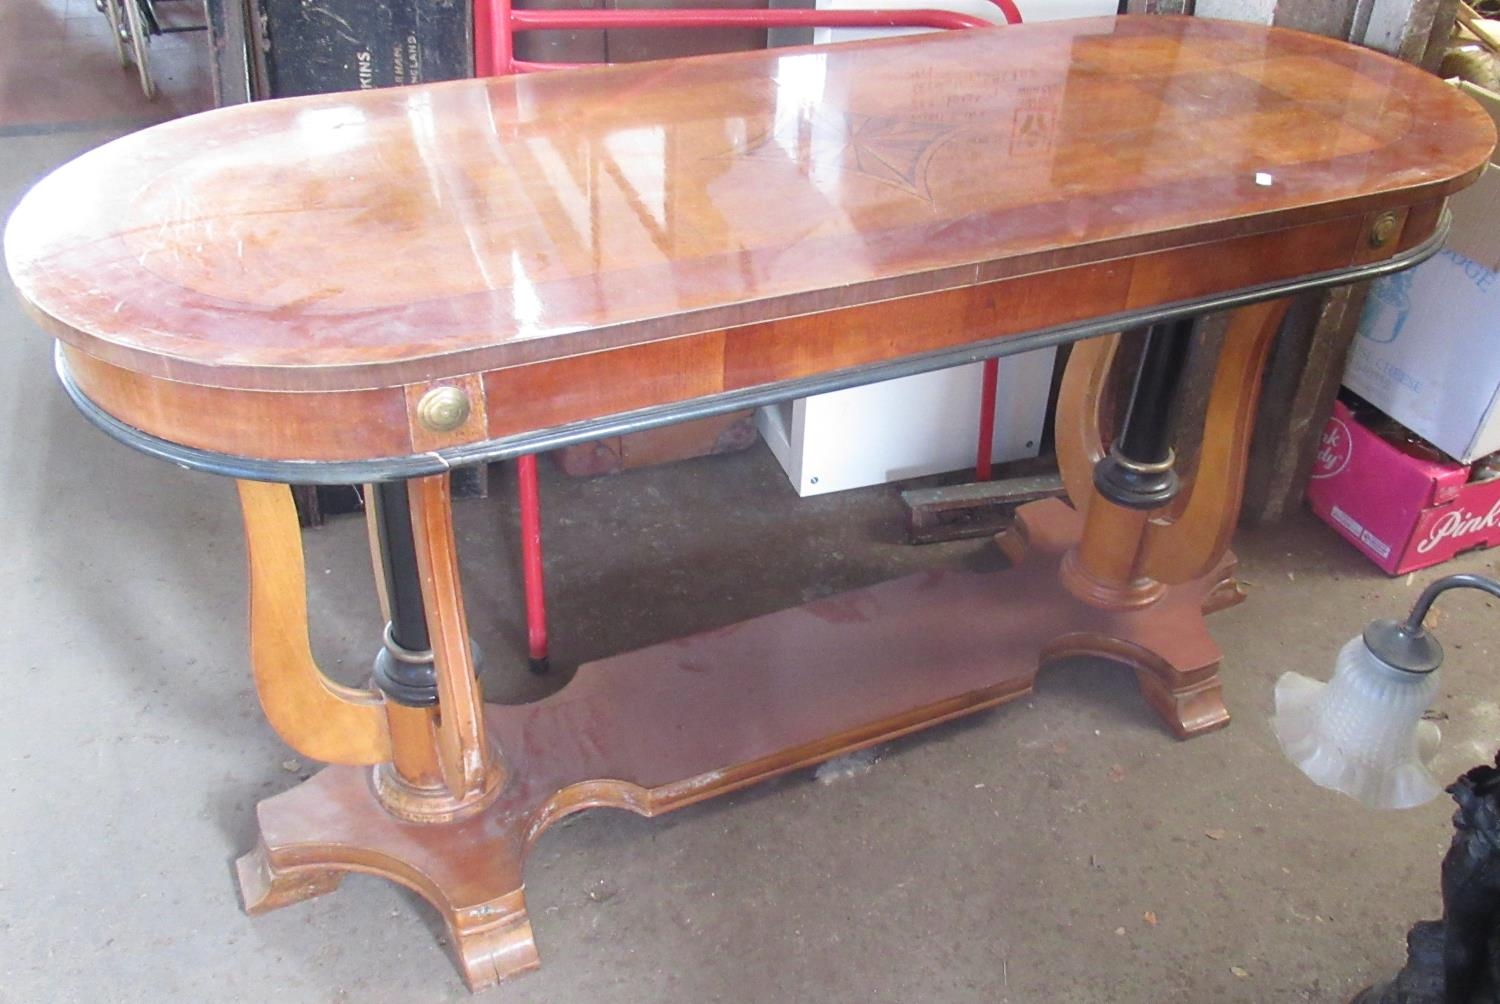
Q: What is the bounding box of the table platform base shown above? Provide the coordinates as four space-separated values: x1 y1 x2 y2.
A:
236 498 1242 991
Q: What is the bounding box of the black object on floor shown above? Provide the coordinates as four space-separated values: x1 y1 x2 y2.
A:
1354 755 1500 1004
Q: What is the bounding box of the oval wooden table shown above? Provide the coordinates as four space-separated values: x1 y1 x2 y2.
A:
6 15 1495 992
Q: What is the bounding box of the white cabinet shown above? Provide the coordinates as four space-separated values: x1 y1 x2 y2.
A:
757 348 1056 496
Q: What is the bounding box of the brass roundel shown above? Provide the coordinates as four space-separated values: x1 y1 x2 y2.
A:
1368 211 1401 249
416 385 471 433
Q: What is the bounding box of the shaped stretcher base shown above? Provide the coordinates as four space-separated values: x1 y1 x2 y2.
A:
237 498 1240 991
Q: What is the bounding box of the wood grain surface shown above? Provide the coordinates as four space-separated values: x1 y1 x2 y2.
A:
7 16 1494 399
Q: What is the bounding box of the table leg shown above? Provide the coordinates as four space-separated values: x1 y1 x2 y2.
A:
235 474 535 990
1046 298 1292 735
230 298 1290 991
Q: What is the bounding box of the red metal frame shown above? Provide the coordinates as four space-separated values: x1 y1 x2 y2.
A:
975 357 999 481
480 0 1024 671
477 0 1021 76
515 453 549 673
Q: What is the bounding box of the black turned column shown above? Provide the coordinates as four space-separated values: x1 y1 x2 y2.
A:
371 481 439 707
1092 318 1195 510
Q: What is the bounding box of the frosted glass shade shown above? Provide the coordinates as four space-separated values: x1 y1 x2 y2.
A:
1272 635 1443 809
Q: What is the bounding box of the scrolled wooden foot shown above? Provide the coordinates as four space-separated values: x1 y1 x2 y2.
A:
448 891 541 992
239 765 538 991
1073 600 1233 739
1018 498 1240 739
1042 625 1230 739
1131 558 1242 738
235 838 344 915
1131 660 1229 739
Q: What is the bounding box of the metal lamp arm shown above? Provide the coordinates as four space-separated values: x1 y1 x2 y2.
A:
1404 574 1500 633
1363 574 1500 676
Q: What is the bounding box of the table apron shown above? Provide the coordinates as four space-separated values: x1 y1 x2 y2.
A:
55 210 1448 486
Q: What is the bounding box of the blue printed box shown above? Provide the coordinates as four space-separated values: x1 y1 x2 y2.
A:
1344 81 1500 463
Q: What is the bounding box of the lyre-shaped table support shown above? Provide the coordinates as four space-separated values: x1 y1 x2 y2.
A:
232 298 1289 992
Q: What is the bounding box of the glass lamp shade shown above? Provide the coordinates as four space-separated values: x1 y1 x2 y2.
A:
1273 635 1443 810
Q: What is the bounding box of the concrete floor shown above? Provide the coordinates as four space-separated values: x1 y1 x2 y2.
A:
6 48 1500 1004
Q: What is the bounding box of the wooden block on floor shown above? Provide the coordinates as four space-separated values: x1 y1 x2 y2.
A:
902 471 1066 544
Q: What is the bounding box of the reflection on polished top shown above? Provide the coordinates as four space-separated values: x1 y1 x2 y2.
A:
5 15 1496 391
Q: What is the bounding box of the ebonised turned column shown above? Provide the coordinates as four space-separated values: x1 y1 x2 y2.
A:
371 481 440 707
1092 318 1195 511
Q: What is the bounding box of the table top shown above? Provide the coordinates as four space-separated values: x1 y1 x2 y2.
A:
5 16 1495 395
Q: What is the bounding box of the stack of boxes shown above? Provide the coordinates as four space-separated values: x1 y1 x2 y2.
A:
1306 81 1500 574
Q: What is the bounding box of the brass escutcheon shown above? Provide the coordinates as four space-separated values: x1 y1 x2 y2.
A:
1368 211 1401 249
416 385 471 433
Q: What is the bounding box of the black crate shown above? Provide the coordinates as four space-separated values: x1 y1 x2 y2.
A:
255 0 473 98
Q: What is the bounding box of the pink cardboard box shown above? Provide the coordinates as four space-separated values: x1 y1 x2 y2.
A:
1306 400 1500 575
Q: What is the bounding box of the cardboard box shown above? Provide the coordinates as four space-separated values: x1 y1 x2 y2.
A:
1307 400 1500 574
1342 81 1500 463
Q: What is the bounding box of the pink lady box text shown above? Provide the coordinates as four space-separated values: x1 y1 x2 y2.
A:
1307 400 1500 575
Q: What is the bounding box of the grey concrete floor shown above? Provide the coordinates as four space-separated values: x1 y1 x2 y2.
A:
7 127 1500 1004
